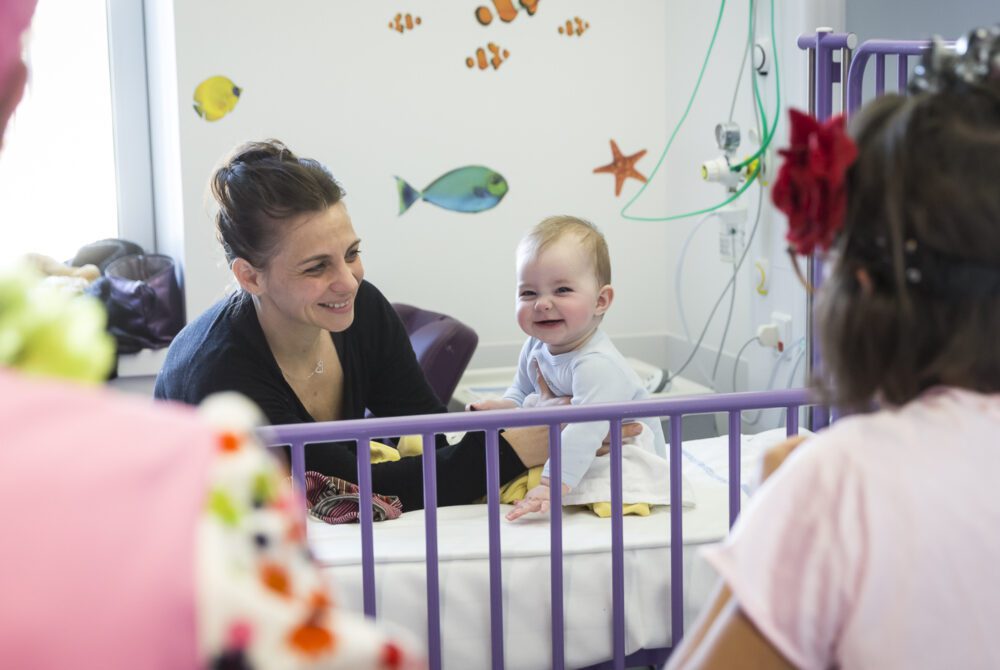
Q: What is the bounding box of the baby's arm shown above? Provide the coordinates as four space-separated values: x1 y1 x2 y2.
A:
542 354 635 488
466 398 519 411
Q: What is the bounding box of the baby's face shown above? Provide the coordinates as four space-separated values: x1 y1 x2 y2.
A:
515 237 610 354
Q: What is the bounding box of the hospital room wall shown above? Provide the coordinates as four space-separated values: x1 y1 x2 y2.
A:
846 0 993 43
147 1 837 401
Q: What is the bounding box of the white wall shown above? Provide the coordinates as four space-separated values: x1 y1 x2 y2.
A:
847 0 994 43
147 0 849 417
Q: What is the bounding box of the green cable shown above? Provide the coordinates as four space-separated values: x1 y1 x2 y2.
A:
620 0 779 222
619 0 727 222
732 0 780 171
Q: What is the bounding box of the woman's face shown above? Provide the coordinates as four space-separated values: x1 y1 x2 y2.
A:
257 201 364 333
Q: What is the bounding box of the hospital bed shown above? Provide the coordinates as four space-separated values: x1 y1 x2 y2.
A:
263 389 814 669
260 32 929 670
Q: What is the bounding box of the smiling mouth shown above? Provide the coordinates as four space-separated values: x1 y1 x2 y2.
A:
319 300 350 309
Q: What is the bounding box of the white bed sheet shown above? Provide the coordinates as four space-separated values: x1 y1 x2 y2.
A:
307 429 795 670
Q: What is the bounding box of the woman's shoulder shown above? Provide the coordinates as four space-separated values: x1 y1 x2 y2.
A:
156 293 266 400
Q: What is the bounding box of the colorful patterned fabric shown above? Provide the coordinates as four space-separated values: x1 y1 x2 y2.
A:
195 392 422 669
304 471 404 524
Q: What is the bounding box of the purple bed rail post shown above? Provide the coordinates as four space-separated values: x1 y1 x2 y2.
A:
485 429 505 670
357 434 377 618
727 412 742 528
669 414 684 647
609 418 626 669
549 423 565 670
422 432 442 670
796 29 857 433
787 405 800 436
290 440 306 505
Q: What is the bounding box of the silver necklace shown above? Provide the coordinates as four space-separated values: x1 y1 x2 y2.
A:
280 358 325 382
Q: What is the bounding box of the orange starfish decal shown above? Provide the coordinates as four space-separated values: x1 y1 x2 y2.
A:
593 139 647 197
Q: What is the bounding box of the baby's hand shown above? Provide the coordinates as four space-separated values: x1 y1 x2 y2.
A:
506 477 570 521
466 398 518 412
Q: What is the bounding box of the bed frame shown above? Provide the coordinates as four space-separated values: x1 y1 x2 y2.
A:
261 32 934 670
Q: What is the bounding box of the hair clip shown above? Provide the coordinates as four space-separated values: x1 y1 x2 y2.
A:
911 25 1000 94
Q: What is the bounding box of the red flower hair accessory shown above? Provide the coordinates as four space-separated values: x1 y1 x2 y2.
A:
772 109 858 256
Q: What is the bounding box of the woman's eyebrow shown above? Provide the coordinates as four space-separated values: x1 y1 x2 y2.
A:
297 254 330 266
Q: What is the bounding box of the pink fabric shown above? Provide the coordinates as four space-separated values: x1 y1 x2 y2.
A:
704 388 1000 670
0 0 35 81
0 371 213 668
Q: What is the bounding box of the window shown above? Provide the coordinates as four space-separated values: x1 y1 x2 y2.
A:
0 0 154 266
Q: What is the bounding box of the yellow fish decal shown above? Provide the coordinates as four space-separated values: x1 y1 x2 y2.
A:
193 75 242 122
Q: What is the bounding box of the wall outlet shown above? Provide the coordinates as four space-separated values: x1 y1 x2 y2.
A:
717 204 746 264
771 311 792 351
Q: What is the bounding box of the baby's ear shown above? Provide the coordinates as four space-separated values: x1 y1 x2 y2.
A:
595 284 614 315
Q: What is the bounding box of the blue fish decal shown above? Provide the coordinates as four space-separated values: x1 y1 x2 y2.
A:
395 166 509 215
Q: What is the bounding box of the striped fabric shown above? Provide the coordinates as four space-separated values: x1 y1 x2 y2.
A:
305 471 404 524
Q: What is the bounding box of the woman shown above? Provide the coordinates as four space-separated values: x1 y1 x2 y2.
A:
667 28 1000 669
0 1 422 667
155 140 632 511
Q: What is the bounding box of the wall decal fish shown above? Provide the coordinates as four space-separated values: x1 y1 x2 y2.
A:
193 75 241 122
466 42 509 70
395 166 509 215
388 12 421 33
475 0 539 26
558 17 589 37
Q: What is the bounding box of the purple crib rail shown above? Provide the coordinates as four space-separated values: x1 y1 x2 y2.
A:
846 39 954 118
261 387 814 670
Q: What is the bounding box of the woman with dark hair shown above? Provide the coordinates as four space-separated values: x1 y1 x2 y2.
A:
155 140 633 511
667 27 1000 669
0 3 422 667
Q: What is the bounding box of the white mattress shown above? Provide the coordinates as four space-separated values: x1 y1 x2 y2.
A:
307 429 795 670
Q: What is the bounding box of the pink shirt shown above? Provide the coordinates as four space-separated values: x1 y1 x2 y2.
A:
0 371 211 668
704 388 1000 670
0 372 424 668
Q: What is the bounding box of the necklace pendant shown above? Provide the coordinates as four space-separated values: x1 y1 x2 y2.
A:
314 359 325 375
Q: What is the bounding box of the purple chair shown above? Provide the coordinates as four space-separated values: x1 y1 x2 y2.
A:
392 303 479 405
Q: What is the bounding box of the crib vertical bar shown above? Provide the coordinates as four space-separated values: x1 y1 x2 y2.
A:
357 435 377 618
787 405 800 436
815 28 834 122
485 429 505 670
422 432 442 670
875 54 886 96
669 414 684 646
549 423 565 670
609 418 626 670
290 440 306 503
897 54 908 90
727 412 742 528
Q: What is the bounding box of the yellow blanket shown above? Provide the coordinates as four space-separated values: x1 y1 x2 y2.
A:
385 436 652 516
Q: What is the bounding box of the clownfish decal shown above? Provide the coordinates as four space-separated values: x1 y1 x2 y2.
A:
395 166 509 215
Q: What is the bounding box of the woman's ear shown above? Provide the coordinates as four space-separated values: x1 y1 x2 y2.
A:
595 284 614 315
232 258 264 295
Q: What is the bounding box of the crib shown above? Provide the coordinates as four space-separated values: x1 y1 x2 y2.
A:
263 390 813 669
260 32 934 670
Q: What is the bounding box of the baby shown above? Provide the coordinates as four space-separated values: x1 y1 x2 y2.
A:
470 216 668 521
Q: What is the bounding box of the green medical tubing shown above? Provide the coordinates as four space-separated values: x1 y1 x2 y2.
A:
620 0 779 222
731 0 780 172
620 0 727 222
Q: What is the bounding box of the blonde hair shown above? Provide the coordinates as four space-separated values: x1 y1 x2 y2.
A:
519 215 611 286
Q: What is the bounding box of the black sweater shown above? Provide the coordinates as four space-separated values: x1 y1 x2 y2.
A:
154 280 525 510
